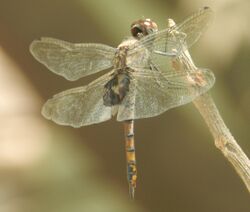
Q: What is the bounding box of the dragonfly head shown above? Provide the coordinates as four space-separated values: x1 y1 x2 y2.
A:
131 18 158 39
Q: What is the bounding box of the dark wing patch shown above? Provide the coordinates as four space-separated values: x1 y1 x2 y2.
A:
117 67 215 121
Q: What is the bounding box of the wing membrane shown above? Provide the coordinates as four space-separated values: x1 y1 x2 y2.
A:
127 7 213 62
30 37 116 81
42 72 114 127
172 7 214 48
128 29 185 59
117 68 215 121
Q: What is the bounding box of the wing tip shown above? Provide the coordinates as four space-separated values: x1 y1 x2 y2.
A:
29 39 39 56
41 97 112 128
29 37 58 54
29 38 48 60
41 100 81 128
198 68 216 90
41 99 52 120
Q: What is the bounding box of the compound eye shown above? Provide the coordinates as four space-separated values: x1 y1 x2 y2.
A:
131 26 143 38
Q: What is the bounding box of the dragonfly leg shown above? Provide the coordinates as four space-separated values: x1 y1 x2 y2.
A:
124 120 137 200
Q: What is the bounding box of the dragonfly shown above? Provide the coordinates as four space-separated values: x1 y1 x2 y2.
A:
30 6 215 199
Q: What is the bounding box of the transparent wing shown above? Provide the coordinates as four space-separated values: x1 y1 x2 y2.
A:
127 28 185 59
117 67 215 121
127 7 213 63
172 7 214 48
42 71 114 127
30 37 116 81
127 41 177 70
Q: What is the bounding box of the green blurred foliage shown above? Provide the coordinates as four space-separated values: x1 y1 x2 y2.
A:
0 0 249 211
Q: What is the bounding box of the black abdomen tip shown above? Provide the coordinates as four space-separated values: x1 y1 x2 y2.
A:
204 6 210 10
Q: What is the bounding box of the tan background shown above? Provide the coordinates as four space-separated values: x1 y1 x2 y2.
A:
0 0 249 211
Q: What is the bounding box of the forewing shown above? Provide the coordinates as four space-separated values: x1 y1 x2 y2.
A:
30 37 116 81
127 7 213 63
42 72 113 127
117 68 215 121
172 7 214 48
127 28 185 60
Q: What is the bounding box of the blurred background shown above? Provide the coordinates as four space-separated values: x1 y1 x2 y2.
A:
0 0 249 211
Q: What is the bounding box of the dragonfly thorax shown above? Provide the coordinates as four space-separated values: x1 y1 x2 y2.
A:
113 46 129 70
113 38 137 69
105 38 140 107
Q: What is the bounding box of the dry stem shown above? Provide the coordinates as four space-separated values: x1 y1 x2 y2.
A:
168 16 250 190
193 93 250 191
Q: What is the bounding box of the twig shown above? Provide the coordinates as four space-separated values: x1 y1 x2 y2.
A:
193 93 250 191
168 17 250 190
180 50 250 191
